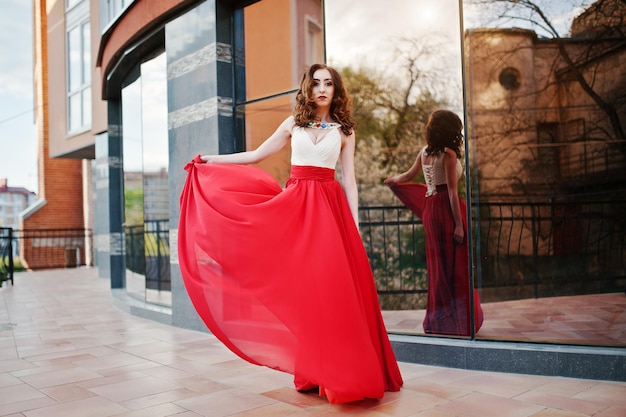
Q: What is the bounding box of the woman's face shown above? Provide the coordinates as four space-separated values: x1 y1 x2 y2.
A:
311 68 334 108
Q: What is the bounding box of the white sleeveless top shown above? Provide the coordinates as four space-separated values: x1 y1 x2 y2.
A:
291 125 342 169
422 148 463 197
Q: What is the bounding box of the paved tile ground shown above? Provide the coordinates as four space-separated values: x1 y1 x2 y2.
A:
383 293 626 346
1 268 625 417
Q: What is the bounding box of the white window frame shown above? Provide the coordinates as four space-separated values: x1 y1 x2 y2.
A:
66 18 91 134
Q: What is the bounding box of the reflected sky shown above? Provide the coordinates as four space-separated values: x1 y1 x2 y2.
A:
325 0 463 111
462 0 592 36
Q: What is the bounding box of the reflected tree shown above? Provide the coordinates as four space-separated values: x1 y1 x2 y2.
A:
338 37 450 204
467 0 626 172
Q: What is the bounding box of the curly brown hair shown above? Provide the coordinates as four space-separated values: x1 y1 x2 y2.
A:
293 64 355 136
424 110 464 158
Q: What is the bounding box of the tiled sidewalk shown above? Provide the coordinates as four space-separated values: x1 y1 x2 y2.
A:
1 268 625 417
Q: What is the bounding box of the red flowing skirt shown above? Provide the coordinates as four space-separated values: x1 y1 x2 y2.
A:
390 184 484 336
178 160 403 403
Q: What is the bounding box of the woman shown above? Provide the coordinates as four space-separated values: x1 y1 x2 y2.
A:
384 110 483 336
178 64 403 403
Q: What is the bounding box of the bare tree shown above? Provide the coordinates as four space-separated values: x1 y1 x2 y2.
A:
339 41 454 203
467 0 626 158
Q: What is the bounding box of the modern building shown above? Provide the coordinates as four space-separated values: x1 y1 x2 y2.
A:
0 179 36 230
31 0 625 382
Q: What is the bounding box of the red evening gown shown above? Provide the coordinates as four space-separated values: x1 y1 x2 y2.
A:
178 125 403 404
389 156 483 336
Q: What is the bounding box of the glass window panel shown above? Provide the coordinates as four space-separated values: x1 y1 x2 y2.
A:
122 75 146 301
305 17 323 68
82 87 91 126
463 0 626 347
243 0 321 101
139 53 171 306
324 0 472 337
67 0 81 10
68 92 81 132
82 22 91 84
67 26 81 92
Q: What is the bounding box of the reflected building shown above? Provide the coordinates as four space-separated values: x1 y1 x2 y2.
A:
465 0 626 303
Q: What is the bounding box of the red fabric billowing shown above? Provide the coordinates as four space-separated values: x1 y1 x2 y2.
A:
178 161 403 403
390 184 484 336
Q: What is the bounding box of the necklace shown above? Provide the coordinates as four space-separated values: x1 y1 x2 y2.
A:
306 121 340 129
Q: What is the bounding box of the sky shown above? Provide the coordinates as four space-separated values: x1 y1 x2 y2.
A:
0 0 37 193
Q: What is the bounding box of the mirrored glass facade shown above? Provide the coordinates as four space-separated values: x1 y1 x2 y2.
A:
121 53 171 306
96 0 625 358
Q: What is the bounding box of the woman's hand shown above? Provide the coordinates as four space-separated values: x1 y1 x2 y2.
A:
384 176 401 186
199 154 215 163
453 224 464 244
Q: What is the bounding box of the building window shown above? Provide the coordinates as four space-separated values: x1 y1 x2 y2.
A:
106 0 132 23
305 17 324 67
499 67 521 90
67 0 81 10
67 20 91 133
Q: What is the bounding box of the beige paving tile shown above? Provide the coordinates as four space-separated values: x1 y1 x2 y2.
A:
221 368 294 394
104 402 187 417
75 370 149 389
370 391 450 416
119 387 204 411
401 378 472 401
21 396 128 417
174 375 231 394
593 405 626 417
0 383 49 405
515 390 606 415
17 366 103 389
0 396 58 416
261 386 330 408
572 382 626 408
448 371 550 398
41 383 97 402
73 352 150 371
88 375 181 403
0 347 18 361
529 409 588 417
174 388 276 417
229 401 303 417
407 411 455 417
431 392 545 417
0 372 21 388
0 358 37 373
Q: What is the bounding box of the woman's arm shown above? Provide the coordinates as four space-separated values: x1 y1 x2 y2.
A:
340 130 359 227
384 149 423 186
443 147 465 244
200 116 293 164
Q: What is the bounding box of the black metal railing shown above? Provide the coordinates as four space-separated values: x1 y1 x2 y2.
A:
2 199 623 306
473 199 626 300
14 229 91 270
125 219 171 292
360 206 428 310
359 198 626 307
0 227 14 286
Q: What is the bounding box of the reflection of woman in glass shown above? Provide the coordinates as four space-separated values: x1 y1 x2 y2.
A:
385 110 483 336
178 64 403 404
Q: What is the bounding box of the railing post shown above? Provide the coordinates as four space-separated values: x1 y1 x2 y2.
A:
8 228 13 285
530 203 539 299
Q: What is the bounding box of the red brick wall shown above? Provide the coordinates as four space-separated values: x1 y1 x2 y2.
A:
23 0 86 270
